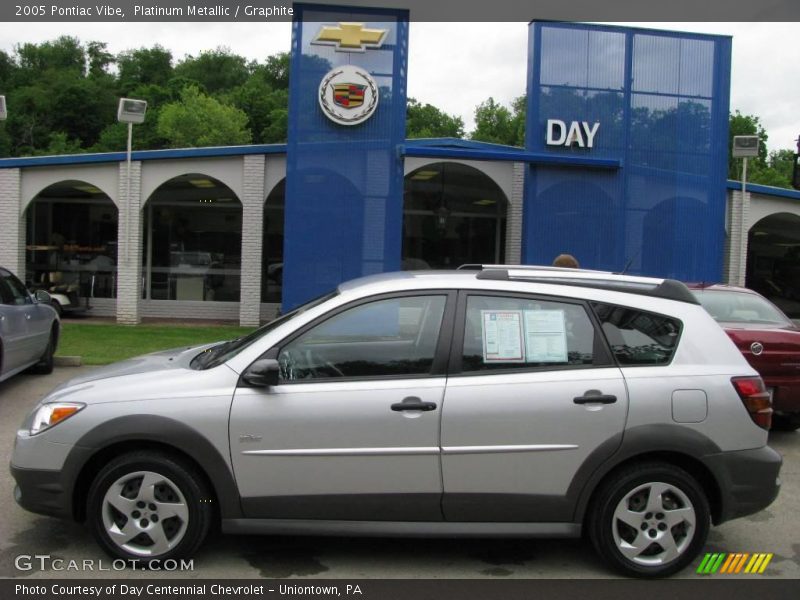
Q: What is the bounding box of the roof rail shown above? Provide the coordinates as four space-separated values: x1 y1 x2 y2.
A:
462 264 699 305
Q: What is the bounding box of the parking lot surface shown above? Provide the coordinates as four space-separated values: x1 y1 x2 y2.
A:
1 368 798 579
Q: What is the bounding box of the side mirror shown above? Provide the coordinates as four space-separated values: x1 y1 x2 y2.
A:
242 358 280 388
34 289 53 305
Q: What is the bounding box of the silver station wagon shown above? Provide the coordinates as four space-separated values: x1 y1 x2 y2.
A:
11 266 782 577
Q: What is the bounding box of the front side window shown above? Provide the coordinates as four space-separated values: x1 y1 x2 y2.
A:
1 272 32 306
591 302 681 366
278 295 447 381
462 295 597 373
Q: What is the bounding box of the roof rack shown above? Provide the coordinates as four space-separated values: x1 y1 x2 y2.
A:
459 264 699 305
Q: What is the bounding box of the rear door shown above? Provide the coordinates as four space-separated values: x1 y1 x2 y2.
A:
440 291 628 522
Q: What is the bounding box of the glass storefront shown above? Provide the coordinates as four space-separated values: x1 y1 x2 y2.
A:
142 174 242 302
25 181 118 301
403 162 507 269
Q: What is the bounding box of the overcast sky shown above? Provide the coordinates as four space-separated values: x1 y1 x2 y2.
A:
0 21 797 153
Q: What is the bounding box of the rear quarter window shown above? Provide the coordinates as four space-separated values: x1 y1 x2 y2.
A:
591 302 682 366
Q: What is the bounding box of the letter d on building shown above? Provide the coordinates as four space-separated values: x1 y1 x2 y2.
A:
546 119 566 145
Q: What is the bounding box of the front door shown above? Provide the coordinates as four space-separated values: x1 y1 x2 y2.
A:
440 291 629 522
230 292 454 521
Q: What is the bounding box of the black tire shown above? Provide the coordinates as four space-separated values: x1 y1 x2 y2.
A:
588 462 710 578
772 413 800 432
30 329 55 375
51 300 63 317
87 451 214 564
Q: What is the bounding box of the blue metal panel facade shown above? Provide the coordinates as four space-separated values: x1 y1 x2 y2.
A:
283 3 409 310
524 23 731 280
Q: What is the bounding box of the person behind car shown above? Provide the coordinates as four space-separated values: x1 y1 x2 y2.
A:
553 253 579 268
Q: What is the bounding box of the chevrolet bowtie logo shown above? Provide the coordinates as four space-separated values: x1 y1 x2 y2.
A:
312 22 388 52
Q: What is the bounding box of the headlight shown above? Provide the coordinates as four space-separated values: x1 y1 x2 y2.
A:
29 403 85 435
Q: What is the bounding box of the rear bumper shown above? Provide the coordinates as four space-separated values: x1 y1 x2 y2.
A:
703 446 782 524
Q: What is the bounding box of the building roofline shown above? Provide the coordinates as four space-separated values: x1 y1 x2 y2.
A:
727 180 800 201
0 144 288 168
0 138 622 170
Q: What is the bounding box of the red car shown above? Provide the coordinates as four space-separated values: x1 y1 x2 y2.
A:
689 283 800 431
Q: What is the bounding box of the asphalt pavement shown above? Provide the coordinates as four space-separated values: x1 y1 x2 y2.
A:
1 367 798 579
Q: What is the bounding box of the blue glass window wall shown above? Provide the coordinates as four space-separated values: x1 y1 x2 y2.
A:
524 23 731 281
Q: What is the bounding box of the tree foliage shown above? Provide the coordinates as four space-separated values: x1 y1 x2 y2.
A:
157 85 252 148
406 98 464 139
471 96 526 147
728 111 793 188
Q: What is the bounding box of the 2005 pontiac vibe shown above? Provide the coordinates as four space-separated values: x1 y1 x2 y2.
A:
11 266 782 577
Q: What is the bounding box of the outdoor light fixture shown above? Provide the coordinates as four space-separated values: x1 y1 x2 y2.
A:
0 95 6 120
117 98 148 264
117 98 147 124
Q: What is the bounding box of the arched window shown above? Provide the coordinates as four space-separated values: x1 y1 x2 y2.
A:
142 174 242 302
403 162 508 269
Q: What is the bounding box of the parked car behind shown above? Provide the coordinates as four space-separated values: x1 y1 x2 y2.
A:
12 266 781 577
689 283 800 431
0 266 60 382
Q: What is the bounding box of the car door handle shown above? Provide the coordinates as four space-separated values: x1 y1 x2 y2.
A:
391 397 437 412
573 392 617 405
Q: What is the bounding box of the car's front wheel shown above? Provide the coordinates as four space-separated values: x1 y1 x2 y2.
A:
588 462 710 578
87 451 213 564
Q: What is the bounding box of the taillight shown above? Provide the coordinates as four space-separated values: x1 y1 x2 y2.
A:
731 376 773 430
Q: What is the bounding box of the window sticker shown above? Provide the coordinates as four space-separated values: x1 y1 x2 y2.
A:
481 310 525 362
524 309 568 363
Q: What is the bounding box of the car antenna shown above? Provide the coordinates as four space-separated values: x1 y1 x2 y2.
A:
619 250 640 275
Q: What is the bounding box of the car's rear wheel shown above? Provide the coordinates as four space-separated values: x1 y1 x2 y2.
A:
772 413 800 431
588 462 710 578
51 300 63 317
87 451 213 564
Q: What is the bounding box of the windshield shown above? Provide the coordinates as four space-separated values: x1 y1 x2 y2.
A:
693 289 793 326
190 291 339 370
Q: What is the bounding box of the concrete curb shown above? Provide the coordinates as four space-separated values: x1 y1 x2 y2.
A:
54 356 82 367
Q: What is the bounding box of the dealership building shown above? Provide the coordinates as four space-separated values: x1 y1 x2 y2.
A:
2 11 800 326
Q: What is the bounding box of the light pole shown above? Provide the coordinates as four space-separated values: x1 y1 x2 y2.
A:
731 135 760 286
0 95 6 121
116 98 147 265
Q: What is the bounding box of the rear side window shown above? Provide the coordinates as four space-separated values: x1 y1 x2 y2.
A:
591 302 681 366
462 295 598 372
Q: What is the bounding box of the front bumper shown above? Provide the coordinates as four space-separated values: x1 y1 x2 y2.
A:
10 463 72 519
703 445 782 524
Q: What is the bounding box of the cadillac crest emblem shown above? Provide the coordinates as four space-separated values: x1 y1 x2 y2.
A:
318 65 379 126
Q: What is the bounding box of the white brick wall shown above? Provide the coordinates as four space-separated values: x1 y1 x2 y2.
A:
725 189 750 286
116 161 143 324
504 162 524 265
0 168 24 278
239 155 266 326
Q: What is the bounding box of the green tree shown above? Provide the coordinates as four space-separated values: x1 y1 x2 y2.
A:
86 41 114 78
117 46 173 94
157 85 252 148
406 97 464 139
728 111 795 188
471 96 525 146
174 48 250 94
